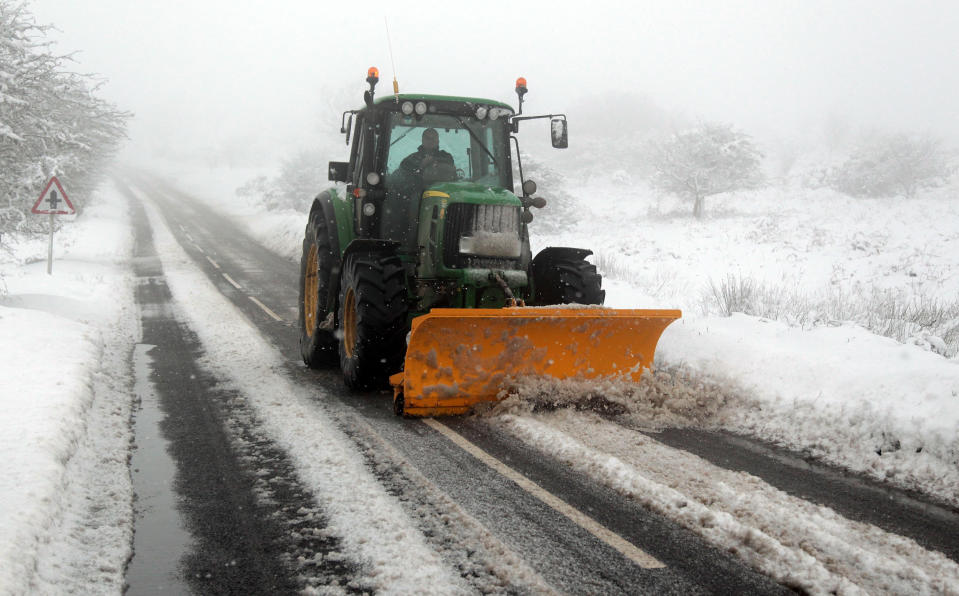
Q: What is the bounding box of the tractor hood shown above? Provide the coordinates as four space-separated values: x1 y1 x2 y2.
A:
415 180 530 282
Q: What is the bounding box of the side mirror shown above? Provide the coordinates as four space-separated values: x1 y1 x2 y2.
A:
328 161 349 182
550 117 568 149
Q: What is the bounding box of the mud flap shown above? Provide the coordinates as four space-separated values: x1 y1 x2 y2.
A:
391 307 681 417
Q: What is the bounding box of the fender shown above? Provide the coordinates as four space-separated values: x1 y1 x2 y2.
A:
309 190 353 318
310 189 354 258
531 246 593 273
530 246 594 300
341 239 401 264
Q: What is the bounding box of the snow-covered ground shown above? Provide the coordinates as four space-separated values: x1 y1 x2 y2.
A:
546 180 959 506
2 162 957 592
0 184 137 593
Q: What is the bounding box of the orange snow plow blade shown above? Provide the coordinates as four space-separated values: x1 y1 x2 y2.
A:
390 307 682 416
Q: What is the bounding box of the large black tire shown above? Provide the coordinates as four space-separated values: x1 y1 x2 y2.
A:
298 210 339 367
337 254 408 391
532 256 606 305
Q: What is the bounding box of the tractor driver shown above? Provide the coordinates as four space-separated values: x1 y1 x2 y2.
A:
399 128 455 184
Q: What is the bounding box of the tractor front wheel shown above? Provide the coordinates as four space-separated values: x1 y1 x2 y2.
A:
337 255 408 390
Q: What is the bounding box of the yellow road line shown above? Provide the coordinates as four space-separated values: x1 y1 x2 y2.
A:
249 296 283 322
422 419 665 570
222 273 242 289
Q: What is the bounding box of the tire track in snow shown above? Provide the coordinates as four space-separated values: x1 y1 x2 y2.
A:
492 411 959 595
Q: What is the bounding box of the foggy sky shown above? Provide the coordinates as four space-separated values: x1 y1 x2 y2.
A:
27 0 959 164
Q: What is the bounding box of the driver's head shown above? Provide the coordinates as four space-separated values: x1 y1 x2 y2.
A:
422 128 439 152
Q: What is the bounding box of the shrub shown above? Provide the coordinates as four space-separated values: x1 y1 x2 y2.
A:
236 149 326 212
827 132 955 198
702 274 959 357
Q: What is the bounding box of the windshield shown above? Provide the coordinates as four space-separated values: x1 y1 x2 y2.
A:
385 113 511 189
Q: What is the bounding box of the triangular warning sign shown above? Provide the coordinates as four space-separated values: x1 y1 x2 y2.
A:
32 176 75 215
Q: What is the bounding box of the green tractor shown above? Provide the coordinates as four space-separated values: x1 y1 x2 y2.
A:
299 68 679 416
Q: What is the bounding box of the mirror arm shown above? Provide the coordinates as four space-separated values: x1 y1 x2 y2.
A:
510 135 524 194
341 111 356 145
511 112 565 130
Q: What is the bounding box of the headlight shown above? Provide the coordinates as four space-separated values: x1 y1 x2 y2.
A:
475 106 488 119
362 202 376 216
459 232 522 258
401 101 414 115
414 101 427 115
366 171 381 186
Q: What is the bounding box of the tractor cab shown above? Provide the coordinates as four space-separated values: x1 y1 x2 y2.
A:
329 69 567 264
332 94 518 257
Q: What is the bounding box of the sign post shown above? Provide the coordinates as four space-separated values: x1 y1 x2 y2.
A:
31 176 75 275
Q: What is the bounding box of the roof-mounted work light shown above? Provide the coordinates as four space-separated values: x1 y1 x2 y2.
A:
364 67 380 107
515 77 528 114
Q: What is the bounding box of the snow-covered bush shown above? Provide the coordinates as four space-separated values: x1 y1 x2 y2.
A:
237 149 326 212
826 132 955 198
0 2 128 233
518 153 580 234
647 123 764 218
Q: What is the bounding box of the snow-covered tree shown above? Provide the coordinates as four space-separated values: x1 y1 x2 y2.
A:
827 132 955 198
0 1 128 234
648 123 764 218
515 152 580 234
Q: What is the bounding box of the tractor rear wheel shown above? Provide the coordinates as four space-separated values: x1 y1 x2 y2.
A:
533 255 605 305
298 212 338 367
337 255 408 390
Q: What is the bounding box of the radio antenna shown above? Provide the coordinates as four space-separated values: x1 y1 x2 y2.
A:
385 17 400 102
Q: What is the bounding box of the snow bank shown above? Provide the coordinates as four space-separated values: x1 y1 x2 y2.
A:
0 182 137 593
658 315 959 504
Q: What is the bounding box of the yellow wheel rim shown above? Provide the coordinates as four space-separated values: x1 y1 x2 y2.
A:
343 287 357 358
303 244 318 337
